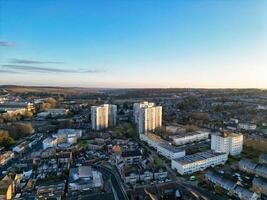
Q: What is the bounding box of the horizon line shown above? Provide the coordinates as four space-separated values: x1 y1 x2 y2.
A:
0 84 266 90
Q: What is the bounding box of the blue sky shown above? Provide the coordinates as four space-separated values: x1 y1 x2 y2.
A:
0 0 266 88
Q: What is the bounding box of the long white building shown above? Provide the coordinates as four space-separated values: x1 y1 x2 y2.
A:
171 151 228 175
211 132 243 156
170 130 210 146
91 104 117 131
157 142 185 160
140 133 185 160
53 129 83 144
136 102 162 134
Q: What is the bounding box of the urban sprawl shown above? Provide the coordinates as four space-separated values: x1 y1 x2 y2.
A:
0 87 267 200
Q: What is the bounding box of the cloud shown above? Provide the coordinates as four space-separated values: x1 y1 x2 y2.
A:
9 58 64 64
0 69 21 74
0 41 16 47
2 64 71 73
83 69 106 73
1 64 105 74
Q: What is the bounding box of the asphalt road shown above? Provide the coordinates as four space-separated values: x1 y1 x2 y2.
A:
92 164 129 200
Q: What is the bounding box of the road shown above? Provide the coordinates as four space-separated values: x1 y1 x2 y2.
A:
92 164 129 200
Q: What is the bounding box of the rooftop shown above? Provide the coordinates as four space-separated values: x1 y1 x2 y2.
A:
259 153 267 163
212 131 243 138
205 171 236 190
239 159 258 170
173 150 226 165
170 130 209 139
157 142 184 153
121 149 142 158
253 177 267 187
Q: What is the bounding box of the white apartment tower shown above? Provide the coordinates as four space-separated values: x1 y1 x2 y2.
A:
211 131 243 156
91 104 117 130
137 103 162 134
133 101 155 124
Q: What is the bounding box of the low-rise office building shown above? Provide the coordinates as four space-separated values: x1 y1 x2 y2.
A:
69 166 103 191
171 151 228 175
170 130 210 146
0 102 34 117
47 109 69 117
157 143 185 160
37 109 69 118
238 123 257 131
53 129 82 144
140 133 185 160
43 129 83 150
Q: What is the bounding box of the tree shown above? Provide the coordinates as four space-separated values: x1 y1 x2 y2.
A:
57 119 73 129
0 130 15 147
190 112 209 121
47 98 57 108
177 96 201 111
8 123 34 140
214 185 223 195
39 98 57 112
24 111 33 118
40 102 54 112
185 125 198 132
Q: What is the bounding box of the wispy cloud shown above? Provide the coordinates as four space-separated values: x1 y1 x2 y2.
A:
9 58 64 64
2 64 71 73
83 69 106 73
0 69 21 74
0 41 16 47
1 64 105 74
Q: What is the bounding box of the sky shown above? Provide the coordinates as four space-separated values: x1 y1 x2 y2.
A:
0 0 267 88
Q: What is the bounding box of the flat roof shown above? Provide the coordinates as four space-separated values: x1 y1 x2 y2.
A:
158 142 184 153
173 150 226 165
170 130 209 139
239 159 258 169
211 131 243 138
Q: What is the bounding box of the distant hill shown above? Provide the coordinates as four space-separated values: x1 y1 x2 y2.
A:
0 85 102 95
